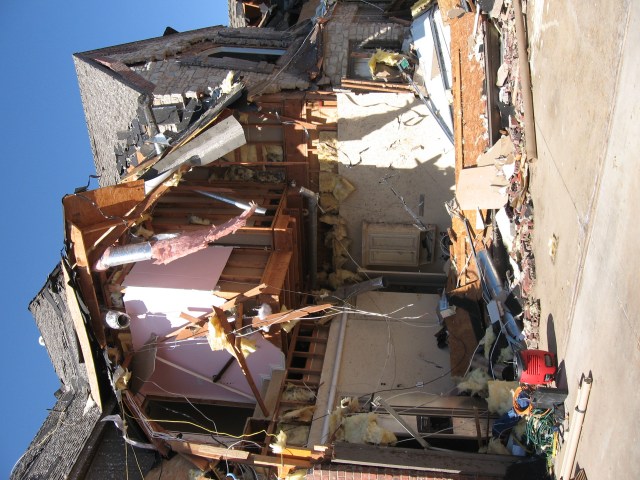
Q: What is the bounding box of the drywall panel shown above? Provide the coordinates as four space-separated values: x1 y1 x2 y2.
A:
336 291 455 400
123 246 233 290
124 285 284 403
337 93 455 273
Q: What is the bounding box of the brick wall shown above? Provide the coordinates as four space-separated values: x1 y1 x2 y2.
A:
307 464 499 480
322 4 409 86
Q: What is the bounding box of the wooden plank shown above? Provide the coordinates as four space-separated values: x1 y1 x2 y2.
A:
61 263 103 411
260 251 293 296
251 454 312 469
220 283 267 311
341 78 411 89
251 304 333 328
62 181 145 229
214 307 270 417
444 306 480 377
179 453 213 472
453 48 464 184
283 98 309 188
168 440 251 460
332 442 515 477
273 213 293 252
68 223 107 347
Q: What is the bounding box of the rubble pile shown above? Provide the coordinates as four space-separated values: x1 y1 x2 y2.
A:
494 0 541 347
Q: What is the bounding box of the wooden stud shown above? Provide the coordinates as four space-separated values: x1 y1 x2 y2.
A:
214 307 270 417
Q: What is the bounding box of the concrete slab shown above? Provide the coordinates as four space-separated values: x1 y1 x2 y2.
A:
527 0 631 348
528 1 639 478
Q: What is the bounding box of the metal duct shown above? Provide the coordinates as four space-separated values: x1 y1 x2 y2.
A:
194 190 267 215
94 242 153 271
299 187 319 289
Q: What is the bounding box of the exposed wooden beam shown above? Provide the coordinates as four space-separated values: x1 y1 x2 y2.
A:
61 262 103 411
332 442 516 477
251 304 333 329
375 397 429 449
214 307 270 417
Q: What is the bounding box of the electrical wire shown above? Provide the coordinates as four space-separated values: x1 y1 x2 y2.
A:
125 410 277 440
135 378 215 434
130 442 145 479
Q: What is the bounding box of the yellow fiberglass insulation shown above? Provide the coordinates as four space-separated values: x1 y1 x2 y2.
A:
484 438 511 455
513 418 527 440
270 430 287 454
482 326 497 360
333 176 356 203
278 425 310 447
340 413 397 445
457 368 491 396
497 346 514 364
280 405 316 423
285 470 308 480
329 397 360 440
206 314 256 357
487 380 519 415
368 49 406 77
282 384 316 402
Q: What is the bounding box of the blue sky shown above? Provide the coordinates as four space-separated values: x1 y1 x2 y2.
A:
0 1 228 476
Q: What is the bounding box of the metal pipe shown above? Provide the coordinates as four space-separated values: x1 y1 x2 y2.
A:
560 373 593 479
476 249 508 302
194 190 267 215
477 250 524 345
299 187 319 290
321 309 348 443
94 242 153 271
513 0 538 161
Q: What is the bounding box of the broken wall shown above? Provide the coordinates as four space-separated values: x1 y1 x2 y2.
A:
336 92 455 273
322 3 409 86
89 27 309 101
136 59 309 104
76 26 312 184
308 291 456 446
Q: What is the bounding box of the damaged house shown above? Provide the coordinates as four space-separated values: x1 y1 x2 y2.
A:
14 1 552 479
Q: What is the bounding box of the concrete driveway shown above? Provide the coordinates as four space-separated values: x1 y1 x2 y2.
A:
527 1 640 478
